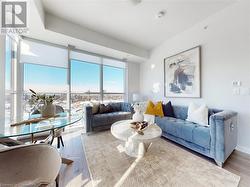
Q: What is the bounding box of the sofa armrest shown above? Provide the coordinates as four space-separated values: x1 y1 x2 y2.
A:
209 110 237 163
121 102 133 113
210 110 237 121
84 106 93 133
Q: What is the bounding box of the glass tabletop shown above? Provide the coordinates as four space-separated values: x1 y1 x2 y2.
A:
0 112 83 138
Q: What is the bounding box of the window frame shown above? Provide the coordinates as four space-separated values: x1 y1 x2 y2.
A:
103 64 126 94
70 58 126 103
14 38 127 120
5 35 19 122
22 62 69 116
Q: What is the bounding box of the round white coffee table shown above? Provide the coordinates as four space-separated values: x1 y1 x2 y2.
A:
111 120 162 158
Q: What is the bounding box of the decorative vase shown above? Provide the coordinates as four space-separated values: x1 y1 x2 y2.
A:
41 103 56 117
132 112 144 122
132 103 144 122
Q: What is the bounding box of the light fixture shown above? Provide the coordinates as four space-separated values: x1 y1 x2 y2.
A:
131 0 142 5
156 10 166 19
122 57 128 62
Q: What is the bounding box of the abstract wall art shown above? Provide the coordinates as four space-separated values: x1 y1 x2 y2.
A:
164 46 201 98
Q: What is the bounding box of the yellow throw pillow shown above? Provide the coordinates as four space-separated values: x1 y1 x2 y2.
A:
145 100 164 117
145 101 155 114
154 102 164 117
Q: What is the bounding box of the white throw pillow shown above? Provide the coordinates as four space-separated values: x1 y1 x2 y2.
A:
187 103 209 126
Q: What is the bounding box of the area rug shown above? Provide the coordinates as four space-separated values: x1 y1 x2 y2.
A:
82 131 240 187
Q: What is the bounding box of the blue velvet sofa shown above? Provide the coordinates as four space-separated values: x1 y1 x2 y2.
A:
155 105 238 167
84 102 133 133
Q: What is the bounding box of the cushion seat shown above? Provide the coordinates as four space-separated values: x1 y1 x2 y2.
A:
155 105 237 165
156 117 211 149
193 125 210 149
92 112 131 127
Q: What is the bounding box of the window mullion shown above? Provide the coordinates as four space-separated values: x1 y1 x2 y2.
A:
67 46 72 114
0 35 6 122
15 39 23 122
100 59 103 102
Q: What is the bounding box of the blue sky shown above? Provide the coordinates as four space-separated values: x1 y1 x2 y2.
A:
23 60 124 93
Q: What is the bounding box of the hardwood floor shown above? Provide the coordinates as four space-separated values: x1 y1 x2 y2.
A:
225 151 250 186
58 129 250 187
57 130 91 187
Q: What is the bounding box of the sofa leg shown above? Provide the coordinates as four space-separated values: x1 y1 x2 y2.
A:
215 160 223 168
86 132 94 136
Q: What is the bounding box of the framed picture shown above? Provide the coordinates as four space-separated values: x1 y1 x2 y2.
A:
164 46 201 98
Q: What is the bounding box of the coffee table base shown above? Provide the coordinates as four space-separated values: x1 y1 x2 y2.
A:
125 138 151 158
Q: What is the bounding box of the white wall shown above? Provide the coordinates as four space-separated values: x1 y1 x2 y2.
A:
140 0 250 153
127 62 140 102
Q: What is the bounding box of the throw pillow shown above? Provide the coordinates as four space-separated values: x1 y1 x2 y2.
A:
106 104 113 113
162 101 175 117
145 101 164 117
99 104 113 114
91 103 100 115
110 102 121 112
186 103 209 126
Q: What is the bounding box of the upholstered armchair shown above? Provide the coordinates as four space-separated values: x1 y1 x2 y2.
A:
0 144 61 186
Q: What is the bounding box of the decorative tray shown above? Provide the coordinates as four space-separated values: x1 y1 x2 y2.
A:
130 121 149 135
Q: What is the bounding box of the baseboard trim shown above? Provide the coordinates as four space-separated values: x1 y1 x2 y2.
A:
236 145 250 155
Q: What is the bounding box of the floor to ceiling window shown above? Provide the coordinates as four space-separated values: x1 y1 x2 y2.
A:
23 64 68 116
103 60 125 103
20 39 69 117
19 38 127 117
71 59 101 112
70 52 126 107
1 37 127 124
4 36 18 123
5 36 13 123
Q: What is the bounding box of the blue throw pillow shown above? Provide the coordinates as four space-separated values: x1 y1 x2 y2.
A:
162 101 175 117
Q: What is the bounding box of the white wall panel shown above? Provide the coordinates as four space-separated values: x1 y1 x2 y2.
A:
140 0 250 153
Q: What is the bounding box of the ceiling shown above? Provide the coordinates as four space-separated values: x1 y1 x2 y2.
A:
42 0 236 50
25 0 148 63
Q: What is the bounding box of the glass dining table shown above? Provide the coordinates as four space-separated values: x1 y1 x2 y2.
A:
0 112 83 165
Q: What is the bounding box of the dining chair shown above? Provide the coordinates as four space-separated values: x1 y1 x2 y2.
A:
17 105 65 148
0 144 61 186
50 105 65 149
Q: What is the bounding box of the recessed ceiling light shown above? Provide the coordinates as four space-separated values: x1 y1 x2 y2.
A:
156 10 166 19
204 25 208 30
122 57 128 62
131 0 142 5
